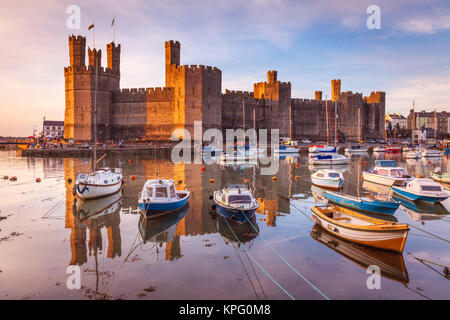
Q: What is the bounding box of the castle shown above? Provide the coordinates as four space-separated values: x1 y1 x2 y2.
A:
64 35 385 142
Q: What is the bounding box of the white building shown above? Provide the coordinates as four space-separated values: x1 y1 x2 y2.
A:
43 119 64 138
385 113 408 130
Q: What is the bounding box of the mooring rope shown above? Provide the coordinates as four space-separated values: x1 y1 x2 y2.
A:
222 216 296 300
408 224 450 244
241 210 330 300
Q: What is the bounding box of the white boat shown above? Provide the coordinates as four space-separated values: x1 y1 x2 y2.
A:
392 179 448 204
308 153 350 165
373 146 386 152
431 168 450 184
404 150 421 159
274 146 300 154
345 145 368 153
220 149 258 161
311 169 344 189
75 168 123 200
308 145 337 153
138 179 190 218
421 149 443 158
362 160 411 186
402 146 412 152
212 184 260 223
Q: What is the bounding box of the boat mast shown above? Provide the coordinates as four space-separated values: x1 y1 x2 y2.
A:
325 96 329 144
289 102 292 141
334 101 338 147
434 109 437 143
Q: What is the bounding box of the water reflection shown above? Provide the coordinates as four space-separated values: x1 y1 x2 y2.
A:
213 214 259 246
310 225 409 285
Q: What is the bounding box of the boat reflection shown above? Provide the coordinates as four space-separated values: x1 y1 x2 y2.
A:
213 214 259 246
138 203 190 244
362 180 392 195
311 184 328 201
310 225 409 285
74 190 123 222
393 194 449 218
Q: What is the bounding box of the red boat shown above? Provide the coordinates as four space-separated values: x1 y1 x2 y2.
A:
385 146 401 153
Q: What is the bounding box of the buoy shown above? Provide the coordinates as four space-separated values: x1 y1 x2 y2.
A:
362 161 367 166
418 174 423 178
209 178 215 184
36 178 41 183
272 176 277 181
67 178 72 184
201 166 206 171
3 176 8 180
428 160 431 164
131 175 136 180
9 176 17 181
295 163 300 168
128 160 132 164
244 179 250 183
295 176 300 180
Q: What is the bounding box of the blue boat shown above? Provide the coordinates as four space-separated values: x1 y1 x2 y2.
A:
391 179 448 205
138 179 190 218
212 184 259 223
325 191 400 215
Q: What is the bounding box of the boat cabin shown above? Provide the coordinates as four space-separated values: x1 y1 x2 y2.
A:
141 179 179 201
405 179 444 193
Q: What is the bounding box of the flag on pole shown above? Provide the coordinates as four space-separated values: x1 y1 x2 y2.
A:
88 23 94 30
111 18 115 26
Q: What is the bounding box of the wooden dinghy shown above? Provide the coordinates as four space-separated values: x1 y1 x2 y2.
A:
311 205 409 253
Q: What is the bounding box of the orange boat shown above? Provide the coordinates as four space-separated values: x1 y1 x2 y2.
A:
311 205 409 253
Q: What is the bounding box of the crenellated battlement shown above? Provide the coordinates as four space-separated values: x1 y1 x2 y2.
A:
113 87 174 103
165 40 180 47
64 65 119 77
68 35 86 43
364 91 385 104
224 89 254 96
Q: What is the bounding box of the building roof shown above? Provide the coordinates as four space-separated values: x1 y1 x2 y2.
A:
43 120 64 126
388 113 406 119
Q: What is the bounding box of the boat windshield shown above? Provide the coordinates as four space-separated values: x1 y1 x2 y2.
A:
328 172 341 178
228 195 252 204
421 185 442 192
155 186 168 198
390 169 408 177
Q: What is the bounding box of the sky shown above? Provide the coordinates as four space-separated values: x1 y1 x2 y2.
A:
1 0 450 136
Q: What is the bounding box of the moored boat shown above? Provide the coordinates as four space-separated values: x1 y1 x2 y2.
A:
362 160 411 186
212 184 259 223
308 145 337 153
391 178 448 204
345 145 368 153
324 191 400 215
385 146 401 153
421 149 443 158
74 168 123 200
308 153 350 165
220 149 258 161
430 169 450 184
373 146 386 152
311 205 409 253
274 145 300 154
311 169 344 189
404 150 421 159
138 179 190 218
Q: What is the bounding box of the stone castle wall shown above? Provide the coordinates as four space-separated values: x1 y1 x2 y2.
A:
64 35 385 143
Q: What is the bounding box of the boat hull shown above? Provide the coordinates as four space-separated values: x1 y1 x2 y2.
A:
309 157 350 165
391 186 448 204
311 207 409 253
431 172 450 184
139 196 190 218
213 202 257 224
325 192 399 215
362 172 406 186
76 181 122 200
311 177 344 189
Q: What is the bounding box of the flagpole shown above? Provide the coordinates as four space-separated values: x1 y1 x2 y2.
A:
114 17 116 42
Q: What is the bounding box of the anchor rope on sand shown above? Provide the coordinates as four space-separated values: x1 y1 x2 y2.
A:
222 216 296 300
241 209 330 300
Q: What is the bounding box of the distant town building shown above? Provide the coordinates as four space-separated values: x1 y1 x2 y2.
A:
407 110 450 139
43 119 64 138
412 128 427 145
385 113 407 129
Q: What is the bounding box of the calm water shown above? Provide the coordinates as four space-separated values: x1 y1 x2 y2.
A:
0 150 449 300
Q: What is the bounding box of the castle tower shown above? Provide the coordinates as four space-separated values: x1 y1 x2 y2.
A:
315 91 322 101
69 35 86 66
267 70 277 83
88 48 102 67
107 42 121 72
165 40 180 87
331 79 341 102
